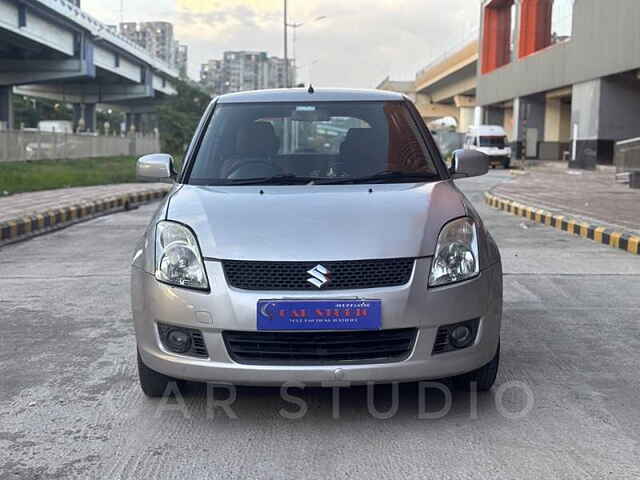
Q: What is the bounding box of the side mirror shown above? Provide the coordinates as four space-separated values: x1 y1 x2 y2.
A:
451 150 489 179
136 153 176 182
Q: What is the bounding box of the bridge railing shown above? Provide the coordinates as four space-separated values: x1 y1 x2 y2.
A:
0 130 160 162
416 26 479 80
32 0 179 78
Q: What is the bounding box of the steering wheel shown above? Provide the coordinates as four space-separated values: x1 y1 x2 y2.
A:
225 160 284 179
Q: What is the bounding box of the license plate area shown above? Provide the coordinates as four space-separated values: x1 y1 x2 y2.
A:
257 300 381 331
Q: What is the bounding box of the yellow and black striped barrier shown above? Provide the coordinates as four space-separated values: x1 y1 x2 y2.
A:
485 192 640 256
0 187 170 246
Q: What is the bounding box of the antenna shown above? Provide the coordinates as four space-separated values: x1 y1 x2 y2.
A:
308 84 314 94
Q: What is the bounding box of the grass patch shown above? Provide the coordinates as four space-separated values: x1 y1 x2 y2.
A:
0 156 183 195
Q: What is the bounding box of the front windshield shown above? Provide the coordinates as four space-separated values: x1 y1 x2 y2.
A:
187 101 440 185
479 136 507 148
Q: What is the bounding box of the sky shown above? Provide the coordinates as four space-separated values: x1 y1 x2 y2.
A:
81 0 481 88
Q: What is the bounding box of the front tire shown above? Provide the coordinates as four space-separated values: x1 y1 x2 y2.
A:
453 343 500 392
502 158 511 169
137 349 176 398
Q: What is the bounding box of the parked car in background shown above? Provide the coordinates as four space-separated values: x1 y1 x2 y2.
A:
464 125 511 169
131 88 503 398
37 120 74 134
24 121 76 160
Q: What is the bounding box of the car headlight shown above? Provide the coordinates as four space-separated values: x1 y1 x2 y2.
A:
428 217 479 287
155 221 209 290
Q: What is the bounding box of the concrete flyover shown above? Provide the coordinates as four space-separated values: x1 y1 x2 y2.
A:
0 0 178 132
414 39 478 133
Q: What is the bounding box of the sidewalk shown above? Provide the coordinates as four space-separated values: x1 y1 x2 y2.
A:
494 166 640 235
486 164 640 255
0 183 170 246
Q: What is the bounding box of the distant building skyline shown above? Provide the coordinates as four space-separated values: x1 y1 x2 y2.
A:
82 0 479 87
200 51 295 96
117 21 188 78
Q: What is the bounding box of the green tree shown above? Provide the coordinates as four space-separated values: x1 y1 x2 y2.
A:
96 108 125 135
13 96 72 129
157 79 211 155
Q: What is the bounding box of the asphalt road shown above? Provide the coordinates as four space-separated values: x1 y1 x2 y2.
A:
2 171 640 479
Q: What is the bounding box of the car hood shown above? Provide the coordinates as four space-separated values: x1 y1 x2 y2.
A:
166 181 465 261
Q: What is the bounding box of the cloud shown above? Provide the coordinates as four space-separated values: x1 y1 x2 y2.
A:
81 0 481 87
176 0 282 14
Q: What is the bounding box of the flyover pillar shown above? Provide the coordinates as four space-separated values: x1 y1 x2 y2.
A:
126 113 134 134
133 113 143 134
83 104 96 132
73 104 82 131
454 96 476 134
126 113 143 134
73 104 96 132
0 86 14 130
457 108 475 134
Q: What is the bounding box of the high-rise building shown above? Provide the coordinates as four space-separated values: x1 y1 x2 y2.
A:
174 43 189 79
119 21 188 75
199 51 295 96
200 59 224 95
119 22 153 53
266 57 291 89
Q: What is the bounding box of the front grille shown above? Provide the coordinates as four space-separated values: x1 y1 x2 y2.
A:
223 328 418 365
222 258 414 291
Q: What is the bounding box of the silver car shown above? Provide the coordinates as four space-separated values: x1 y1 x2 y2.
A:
131 88 502 397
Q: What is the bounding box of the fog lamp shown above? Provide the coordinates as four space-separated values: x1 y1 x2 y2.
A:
450 325 473 349
166 329 192 353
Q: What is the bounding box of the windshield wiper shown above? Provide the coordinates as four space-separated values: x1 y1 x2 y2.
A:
220 174 315 185
314 170 441 185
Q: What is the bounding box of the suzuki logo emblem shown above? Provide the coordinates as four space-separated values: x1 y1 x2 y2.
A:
307 264 331 288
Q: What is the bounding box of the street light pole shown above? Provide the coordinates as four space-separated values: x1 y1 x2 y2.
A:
283 0 289 88
286 16 326 87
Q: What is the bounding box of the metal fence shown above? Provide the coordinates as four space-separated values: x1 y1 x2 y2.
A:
615 137 640 174
0 130 160 162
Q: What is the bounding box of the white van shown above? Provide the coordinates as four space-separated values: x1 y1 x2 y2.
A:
464 125 511 168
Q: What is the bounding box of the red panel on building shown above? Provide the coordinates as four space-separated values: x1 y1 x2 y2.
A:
519 0 553 58
482 0 514 74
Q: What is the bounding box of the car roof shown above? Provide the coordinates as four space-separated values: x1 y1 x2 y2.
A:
468 125 506 135
216 88 406 104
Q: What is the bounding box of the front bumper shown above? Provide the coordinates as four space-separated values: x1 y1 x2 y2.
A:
132 259 502 385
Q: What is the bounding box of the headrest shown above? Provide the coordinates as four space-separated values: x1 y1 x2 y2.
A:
235 122 280 156
339 127 386 176
340 128 379 155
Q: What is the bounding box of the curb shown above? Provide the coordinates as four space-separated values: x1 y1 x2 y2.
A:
484 192 640 256
0 187 170 247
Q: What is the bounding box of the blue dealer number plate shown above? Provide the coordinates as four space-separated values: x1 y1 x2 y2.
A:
257 300 382 331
